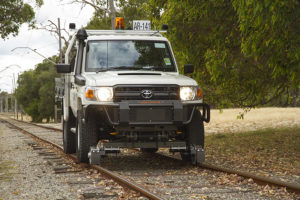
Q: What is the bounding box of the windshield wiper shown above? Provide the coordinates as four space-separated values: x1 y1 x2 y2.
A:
96 65 173 73
96 66 142 73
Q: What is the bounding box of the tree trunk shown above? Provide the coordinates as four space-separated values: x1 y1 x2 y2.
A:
292 88 298 107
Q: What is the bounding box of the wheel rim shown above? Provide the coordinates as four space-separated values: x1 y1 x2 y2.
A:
63 121 66 148
63 129 66 146
77 122 80 151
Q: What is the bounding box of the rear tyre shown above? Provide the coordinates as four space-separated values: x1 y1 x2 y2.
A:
180 151 192 162
180 147 198 164
76 110 99 163
141 148 158 153
63 108 76 154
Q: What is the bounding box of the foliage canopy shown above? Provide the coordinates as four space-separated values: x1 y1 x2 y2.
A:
148 0 299 108
0 0 43 39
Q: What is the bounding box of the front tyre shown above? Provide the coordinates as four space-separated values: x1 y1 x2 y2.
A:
180 110 205 164
76 110 98 163
186 110 204 148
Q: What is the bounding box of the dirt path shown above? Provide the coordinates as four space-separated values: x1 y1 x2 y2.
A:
205 107 300 134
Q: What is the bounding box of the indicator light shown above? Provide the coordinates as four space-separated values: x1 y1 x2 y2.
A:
85 89 94 99
196 88 203 99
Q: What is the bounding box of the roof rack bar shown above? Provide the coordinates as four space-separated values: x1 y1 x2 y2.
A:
84 30 166 37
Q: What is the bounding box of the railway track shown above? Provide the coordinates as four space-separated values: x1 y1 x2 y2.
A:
1 115 299 200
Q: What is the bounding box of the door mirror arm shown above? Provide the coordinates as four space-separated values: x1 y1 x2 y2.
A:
75 75 86 86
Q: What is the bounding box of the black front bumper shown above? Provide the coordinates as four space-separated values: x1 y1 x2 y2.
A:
91 100 210 126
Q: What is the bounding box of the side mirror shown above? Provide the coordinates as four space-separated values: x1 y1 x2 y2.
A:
56 64 71 73
75 75 86 86
184 64 194 74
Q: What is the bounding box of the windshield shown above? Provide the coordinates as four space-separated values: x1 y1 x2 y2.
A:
85 40 176 72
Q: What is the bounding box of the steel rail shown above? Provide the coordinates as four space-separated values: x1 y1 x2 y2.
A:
198 163 300 194
0 117 163 200
4 117 300 194
154 154 300 194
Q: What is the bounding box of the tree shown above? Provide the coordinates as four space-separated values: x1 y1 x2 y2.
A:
0 0 43 39
86 9 112 30
117 0 151 28
148 0 300 108
70 0 115 29
232 0 300 107
15 59 58 122
73 0 151 30
0 91 9 111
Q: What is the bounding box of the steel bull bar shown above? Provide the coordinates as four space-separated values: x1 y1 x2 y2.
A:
98 100 210 126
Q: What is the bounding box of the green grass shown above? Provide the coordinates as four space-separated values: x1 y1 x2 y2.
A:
205 127 300 175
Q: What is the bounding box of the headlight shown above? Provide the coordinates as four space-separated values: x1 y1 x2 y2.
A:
180 87 196 101
96 87 113 101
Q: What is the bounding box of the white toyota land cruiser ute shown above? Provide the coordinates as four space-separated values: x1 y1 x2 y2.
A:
56 25 210 165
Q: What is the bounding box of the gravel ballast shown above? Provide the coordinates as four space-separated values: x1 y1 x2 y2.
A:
0 122 81 199
0 121 133 200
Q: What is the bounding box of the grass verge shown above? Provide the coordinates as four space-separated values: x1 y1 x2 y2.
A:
205 127 300 177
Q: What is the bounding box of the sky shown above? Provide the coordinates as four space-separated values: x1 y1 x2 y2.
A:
0 0 94 93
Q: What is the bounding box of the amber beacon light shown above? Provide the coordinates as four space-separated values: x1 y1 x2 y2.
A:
115 17 124 30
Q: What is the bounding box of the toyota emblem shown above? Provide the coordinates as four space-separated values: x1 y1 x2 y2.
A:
141 89 153 99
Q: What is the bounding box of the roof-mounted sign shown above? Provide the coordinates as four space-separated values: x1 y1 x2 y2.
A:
133 20 151 31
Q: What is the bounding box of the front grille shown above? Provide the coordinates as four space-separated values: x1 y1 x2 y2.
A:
105 105 193 124
114 85 179 101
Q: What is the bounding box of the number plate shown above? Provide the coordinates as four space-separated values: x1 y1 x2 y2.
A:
130 107 172 122
133 20 151 31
